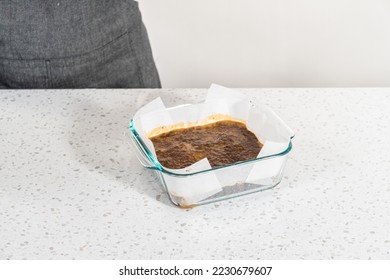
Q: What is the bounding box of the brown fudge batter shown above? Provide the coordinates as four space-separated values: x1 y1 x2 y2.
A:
149 120 263 169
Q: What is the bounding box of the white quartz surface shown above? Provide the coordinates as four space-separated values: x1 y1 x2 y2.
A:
1 88 390 260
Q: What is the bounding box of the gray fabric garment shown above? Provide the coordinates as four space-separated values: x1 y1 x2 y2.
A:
0 0 161 88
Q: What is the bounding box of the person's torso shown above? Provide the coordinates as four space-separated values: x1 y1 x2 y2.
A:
0 0 139 59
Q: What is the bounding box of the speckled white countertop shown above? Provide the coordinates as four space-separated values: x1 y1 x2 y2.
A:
1 88 390 260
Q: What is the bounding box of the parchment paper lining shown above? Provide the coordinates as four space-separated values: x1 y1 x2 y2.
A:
132 84 294 204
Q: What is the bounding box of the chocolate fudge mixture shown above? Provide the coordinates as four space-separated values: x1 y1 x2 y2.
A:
149 120 263 169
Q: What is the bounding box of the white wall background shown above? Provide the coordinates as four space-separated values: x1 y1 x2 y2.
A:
139 0 390 88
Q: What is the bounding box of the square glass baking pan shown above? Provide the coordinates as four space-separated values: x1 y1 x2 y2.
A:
128 103 294 208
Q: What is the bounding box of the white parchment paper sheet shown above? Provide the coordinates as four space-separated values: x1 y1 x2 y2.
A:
132 84 294 205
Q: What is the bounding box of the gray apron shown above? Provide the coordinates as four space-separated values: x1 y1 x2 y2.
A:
0 0 161 88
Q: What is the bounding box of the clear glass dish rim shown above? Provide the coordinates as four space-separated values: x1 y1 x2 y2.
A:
129 119 294 177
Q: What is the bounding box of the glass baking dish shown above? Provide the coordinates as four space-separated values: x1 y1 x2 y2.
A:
128 103 294 208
